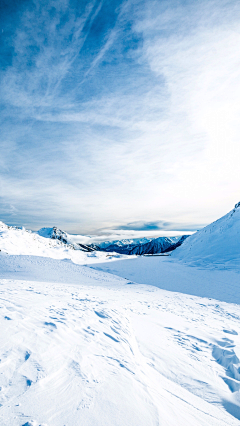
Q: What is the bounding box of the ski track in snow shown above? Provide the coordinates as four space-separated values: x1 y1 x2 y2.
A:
0 273 240 425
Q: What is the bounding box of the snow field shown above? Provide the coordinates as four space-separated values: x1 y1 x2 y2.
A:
0 277 240 425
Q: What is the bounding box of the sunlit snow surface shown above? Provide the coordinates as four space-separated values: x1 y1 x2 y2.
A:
0 208 240 425
0 221 130 263
171 202 240 269
0 270 240 426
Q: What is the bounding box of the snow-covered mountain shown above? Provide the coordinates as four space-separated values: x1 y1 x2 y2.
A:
122 237 173 255
161 235 190 253
37 228 168 255
97 237 153 250
38 227 95 252
172 201 240 268
0 221 127 264
100 236 187 255
37 228 188 256
0 221 189 258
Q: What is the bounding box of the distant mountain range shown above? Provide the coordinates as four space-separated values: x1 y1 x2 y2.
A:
38 227 189 255
0 221 189 257
98 236 189 255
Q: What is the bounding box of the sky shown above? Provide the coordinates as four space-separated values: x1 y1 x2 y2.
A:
0 0 240 235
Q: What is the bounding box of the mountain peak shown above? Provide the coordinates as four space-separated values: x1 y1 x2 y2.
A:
37 227 68 243
234 201 240 209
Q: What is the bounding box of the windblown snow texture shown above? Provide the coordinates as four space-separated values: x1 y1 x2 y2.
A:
0 275 240 426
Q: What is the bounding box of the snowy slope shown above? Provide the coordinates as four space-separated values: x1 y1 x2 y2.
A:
90 255 240 304
0 222 129 264
172 202 240 268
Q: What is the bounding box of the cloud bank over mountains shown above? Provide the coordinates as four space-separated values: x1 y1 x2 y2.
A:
0 0 240 233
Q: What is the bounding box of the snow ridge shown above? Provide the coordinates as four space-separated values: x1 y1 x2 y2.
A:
172 202 240 269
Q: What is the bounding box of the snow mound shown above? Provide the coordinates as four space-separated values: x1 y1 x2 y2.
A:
172 202 240 269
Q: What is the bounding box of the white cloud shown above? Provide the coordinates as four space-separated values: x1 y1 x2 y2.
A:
1 0 240 232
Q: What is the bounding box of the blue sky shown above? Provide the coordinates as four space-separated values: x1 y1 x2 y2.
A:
0 0 240 234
